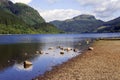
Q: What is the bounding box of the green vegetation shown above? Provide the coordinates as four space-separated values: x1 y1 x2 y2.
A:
0 0 61 34
0 23 62 34
33 23 63 34
14 3 45 26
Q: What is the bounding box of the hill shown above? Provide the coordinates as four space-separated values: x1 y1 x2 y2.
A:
0 0 61 34
50 14 104 33
96 17 120 33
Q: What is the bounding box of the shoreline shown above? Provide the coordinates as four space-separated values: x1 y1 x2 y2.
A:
34 39 120 80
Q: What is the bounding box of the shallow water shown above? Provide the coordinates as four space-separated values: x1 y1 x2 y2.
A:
0 33 119 80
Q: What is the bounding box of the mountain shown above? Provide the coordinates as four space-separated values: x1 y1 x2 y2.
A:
0 0 61 34
14 3 45 26
96 17 120 33
0 0 45 26
50 14 104 33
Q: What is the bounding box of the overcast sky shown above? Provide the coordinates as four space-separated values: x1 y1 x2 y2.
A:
11 0 120 22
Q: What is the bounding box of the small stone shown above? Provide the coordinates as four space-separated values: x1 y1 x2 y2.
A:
24 61 32 66
60 47 64 50
88 47 94 50
78 43 82 45
57 46 62 49
65 48 72 52
73 49 78 52
24 53 28 56
48 47 54 50
39 51 44 54
60 51 64 55
8 60 10 63
36 51 39 54
45 53 49 54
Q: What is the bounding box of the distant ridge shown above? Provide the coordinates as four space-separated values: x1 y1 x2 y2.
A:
96 17 120 33
50 14 104 33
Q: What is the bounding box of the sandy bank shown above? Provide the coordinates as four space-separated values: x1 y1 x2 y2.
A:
35 40 120 80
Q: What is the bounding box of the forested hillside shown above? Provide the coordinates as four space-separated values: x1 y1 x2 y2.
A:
0 0 61 34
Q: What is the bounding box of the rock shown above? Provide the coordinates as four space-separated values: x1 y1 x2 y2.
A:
39 50 44 54
24 61 32 67
32 78 38 80
36 51 39 54
48 47 54 50
8 60 10 63
65 48 72 52
78 43 82 45
88 47 94 50
86 40 89 44
25 53 28 56
73 49 78 52
60 47 64 50
24 61 32 69
60 51 64 55
45 53 49 54
57 46 64 49
57 46 62 49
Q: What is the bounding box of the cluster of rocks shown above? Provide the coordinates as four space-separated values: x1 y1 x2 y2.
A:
23 40 94 69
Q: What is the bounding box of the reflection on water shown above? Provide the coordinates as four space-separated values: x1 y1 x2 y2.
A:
0 33 119 80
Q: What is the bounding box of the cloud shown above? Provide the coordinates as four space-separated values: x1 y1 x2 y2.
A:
40 9 81 22
47 0 58 4
76 0 120 21
11 0 32 4
76 0 102 6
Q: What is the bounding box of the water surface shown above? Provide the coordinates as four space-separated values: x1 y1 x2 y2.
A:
0 33 119 80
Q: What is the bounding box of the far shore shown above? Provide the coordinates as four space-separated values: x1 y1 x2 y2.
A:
34 39 120 80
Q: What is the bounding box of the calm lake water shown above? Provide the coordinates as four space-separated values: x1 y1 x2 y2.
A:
0 33 119 80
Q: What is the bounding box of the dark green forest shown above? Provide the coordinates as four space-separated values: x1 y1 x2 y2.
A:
0 0 61 34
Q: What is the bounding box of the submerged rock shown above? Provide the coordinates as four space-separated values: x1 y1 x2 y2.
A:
36 51 39 54
78 42 82 45
48 47 54 50
45 53 49 54
60 47 64 50
57 46 62 49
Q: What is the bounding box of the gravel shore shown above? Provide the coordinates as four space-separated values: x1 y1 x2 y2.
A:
35 40 120 80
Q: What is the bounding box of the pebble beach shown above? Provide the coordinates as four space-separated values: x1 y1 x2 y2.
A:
35 39 120 80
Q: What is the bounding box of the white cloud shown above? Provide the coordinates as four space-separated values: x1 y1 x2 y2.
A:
40 9 81 22
11 0 32 4
76 0 120 21
76 0 102 6
47 0 58 4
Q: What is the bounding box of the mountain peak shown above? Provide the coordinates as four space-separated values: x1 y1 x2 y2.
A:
73 14 96 20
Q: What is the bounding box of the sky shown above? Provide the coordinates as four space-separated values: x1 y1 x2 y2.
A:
11 0 120 22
